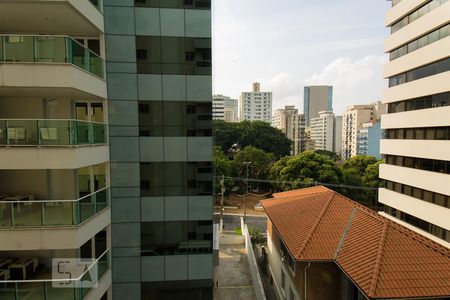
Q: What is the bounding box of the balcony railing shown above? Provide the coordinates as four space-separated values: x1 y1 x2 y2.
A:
0 35 104 78
0 249 110 300
0 187 110 228
0 119 107 146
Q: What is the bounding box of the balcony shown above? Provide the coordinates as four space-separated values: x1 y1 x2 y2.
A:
0 119 106 147
0 187 109 228
0 35 106 99
0 249 110 300
0 0 103 35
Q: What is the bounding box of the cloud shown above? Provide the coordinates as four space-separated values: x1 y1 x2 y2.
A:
305 55 387 114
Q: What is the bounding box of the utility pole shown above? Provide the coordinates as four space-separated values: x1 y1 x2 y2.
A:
243 161 251 223
220 174 225 233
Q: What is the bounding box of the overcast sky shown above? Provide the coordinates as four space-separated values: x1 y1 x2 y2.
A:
212 0 391 115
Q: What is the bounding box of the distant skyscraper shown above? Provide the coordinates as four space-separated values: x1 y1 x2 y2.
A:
303 85 333 127
310 111 341 154
272 106 306 155
356 122 382 159
342 101 385 160
213 95 239 122
240 82 273 122
380 0 450 246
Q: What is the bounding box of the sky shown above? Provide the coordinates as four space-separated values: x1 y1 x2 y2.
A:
212 0 392 115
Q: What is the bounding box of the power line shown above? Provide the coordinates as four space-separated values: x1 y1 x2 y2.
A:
214 176 379 191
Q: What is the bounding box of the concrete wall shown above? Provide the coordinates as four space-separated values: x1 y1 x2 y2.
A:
243 223 266 300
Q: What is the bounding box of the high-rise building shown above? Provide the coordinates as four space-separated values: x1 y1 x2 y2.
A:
310 111 342 154
272 106 306 155
379 0 450 246
104 0 213 298
213 95 239 122
356 122 382 159
0 1 111 299
303 85 333 127
240 82 273 122
342 102 385 160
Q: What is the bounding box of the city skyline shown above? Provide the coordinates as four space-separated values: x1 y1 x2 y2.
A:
213 0 390 115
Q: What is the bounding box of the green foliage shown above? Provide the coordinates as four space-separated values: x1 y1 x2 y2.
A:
314 149 340 162
341 155 378 176
248 225 264 244
270 151 342 190
213 120 291 158
234 227 242 235
213 146 234 195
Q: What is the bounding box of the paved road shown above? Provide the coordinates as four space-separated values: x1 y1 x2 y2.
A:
214 214 267 233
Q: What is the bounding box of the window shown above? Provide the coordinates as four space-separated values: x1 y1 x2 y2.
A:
135 0 211 9
390 0 446 33
281 269 285 289
389 58 450 87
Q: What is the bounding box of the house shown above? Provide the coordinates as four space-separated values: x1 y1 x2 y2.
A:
261 186 450 300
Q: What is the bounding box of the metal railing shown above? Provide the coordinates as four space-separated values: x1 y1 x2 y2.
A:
0 249 110 300
0 35 104 78
0 187 110 228
0 119 107 146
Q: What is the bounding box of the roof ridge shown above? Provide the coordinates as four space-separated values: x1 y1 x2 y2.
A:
295 190 335 259
368 220 389 297
333 208 357 260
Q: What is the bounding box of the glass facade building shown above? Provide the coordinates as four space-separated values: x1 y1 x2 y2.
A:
303 85 333 127
104 0 213 299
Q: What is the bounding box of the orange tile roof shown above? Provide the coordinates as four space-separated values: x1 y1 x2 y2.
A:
261 186 450 299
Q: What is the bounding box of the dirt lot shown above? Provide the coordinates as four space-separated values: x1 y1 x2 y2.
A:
214 193 272 215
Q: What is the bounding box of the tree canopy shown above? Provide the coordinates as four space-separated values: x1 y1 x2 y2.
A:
213 120 291 158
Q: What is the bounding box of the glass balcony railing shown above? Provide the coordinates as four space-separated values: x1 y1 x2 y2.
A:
0 119 107 146
0 35 104 78
0 249 110 300
0 187 110 228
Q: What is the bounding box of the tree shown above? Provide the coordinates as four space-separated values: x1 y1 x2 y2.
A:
213 120 291 158
232 146 275 191
362 159 384 208
314 149 340 162
213 146 234 195
341 155 378 176
270 151 342 191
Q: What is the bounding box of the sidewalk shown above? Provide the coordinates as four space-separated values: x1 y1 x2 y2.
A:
214 233 256 300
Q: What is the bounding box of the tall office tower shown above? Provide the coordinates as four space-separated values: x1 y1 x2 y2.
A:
0 1 111 299
104 0 213 299
310 111 341 154
272 106 305 155
379 0 450 246
212 95 239 122
303 85 333 127
356 122 382 159
239 82 273 122
341 102 384 160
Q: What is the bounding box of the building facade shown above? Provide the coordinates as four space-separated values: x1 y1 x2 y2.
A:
310 111 341 154
0 1 111 299
379 0 450 246
212 94 238 122
342 102 384 160
240 82 273 123
272 106 306 155
303 85 333 127
104 1 213 299
356 122 382 159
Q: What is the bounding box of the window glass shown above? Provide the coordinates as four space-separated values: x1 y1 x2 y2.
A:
415 128 424 139
434 194 446 206
434 160 447 173
403 185 413 196
422 159 434 171
436 128 446 140
412 188 422 199
423 191 433 203
405 129 414 139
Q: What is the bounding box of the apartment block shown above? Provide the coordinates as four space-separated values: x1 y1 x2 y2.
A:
240 82 273 122
379 0 450 246
310 111 342 155
104 1 213 299
0 1 111 299
262 186 450 300
356 122 382 159
212 94 238 122
303 85 333 127
342 101 384 160
272 106 306 155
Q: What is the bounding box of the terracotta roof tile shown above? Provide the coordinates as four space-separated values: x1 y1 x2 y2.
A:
261 186 450 299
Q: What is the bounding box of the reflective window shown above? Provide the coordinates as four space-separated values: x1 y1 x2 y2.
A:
135 0 211 9
385 127 450 141
389 58 450 87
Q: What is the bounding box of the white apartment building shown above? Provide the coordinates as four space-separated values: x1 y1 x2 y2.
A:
272 106 306 155
342 101 385 160
213 94 239 122
310 111 342 154
0 1 111 299
379 0 450 246
240 82 272 123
